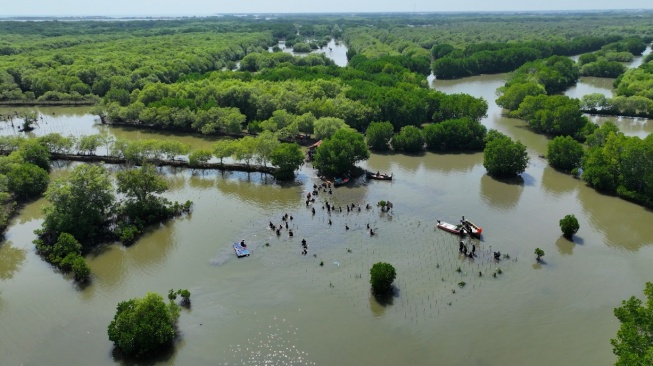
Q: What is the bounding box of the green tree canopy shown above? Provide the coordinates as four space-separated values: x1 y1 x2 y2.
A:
212 140 236 164
270 143 304 180
365 121 394 151
559 214 580 238
370 262 396 294
116 164 167 204
7 163 49 201
17 139 50 172
423 117 487 152
188 149 213 167
495 82 546 111
313 128 369 177
108 292 180 357
314 117 347 140
483 130 529 178
547 136 584 173
42 164 115 244
612 282 653 366
391 125 424 153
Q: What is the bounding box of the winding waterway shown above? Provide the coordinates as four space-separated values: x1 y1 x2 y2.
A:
1 65 653 365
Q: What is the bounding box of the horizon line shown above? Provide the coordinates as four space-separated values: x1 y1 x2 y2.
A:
1 9 652 18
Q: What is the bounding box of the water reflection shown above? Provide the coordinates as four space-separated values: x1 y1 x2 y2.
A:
363 152 395 174
626 46 652 69
368 289 397 317
216 175 302 210
541 167 578 199
88 223 178 290
0 105 94 118
420 152 481 175
387 153 423 175
577 186 653 250
564 76 615 99
479 174 524 212
273 39 349 67
556 237 576 256
0 241 26 280
588 115 652 139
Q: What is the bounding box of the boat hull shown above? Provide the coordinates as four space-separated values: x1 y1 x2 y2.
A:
233 242 250 257
462 220 483 238
436 221 465 236
366 171 393 181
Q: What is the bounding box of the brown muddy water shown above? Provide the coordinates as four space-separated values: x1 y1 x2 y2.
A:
1 74 652 365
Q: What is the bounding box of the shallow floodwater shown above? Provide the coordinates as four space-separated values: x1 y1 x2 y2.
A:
1 75 653 365
272 39 349 67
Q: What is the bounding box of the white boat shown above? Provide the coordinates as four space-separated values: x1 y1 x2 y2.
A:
436 220 465 236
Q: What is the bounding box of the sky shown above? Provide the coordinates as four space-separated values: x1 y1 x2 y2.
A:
1 0 651 17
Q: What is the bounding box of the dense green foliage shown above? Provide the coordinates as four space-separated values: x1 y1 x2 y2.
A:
581 123 653 206
547 136 584 173
34 232 90 282
41 164 114 244
577 37 646 78
108 292 180 357
612 282 653 366
504 56 580 96
495 82 545 111
579 59 626 78
370 262 396 295
6 163 49 201
423 118 487 152
0 20 274 102
270 143 304 180
559 214 580 238
365 121 394 151
515 95 588 137
36 160 191 257
391 126 424 153
17 139 51 171
496 57 586 139
188 149 213 167
580 93 653 118
483 130 529 178
101 69 485 135
115 164 183 244
313 128 369 177
432 38 598 79
610 60 653 118
0 137 55 231
342 13 652 79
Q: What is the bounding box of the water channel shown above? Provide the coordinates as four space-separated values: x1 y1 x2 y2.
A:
1 52 653 365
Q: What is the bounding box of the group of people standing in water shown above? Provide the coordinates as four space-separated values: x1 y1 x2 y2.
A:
459 240 476 258
265 180 382 257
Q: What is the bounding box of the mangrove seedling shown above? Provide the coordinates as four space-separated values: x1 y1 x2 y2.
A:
535 248 545 262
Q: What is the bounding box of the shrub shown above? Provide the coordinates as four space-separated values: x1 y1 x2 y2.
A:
370 262 396 294
108 292 179 357
547 136 584 173
535 248 545 261
559 214 580 238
